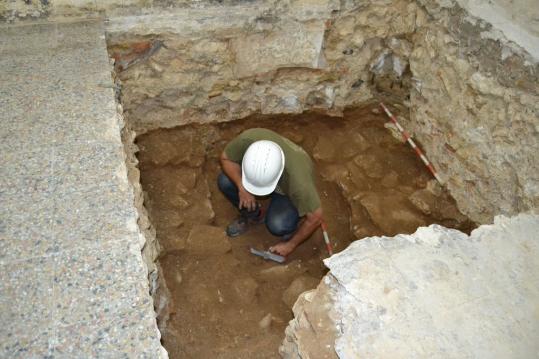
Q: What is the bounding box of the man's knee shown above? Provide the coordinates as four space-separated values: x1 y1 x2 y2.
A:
265 213 298 237
217 173 235 193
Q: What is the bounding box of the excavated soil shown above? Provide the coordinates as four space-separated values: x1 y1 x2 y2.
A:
136 105 474 358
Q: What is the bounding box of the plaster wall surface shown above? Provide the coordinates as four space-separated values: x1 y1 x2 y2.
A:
457 0 539 49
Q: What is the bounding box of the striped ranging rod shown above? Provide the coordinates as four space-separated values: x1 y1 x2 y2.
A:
379 102 444 185
320 220 334 256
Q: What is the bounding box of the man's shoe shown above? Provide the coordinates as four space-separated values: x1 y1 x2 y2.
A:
226 216 249 237
226 208 265 237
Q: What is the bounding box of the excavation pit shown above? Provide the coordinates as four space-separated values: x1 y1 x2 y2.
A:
2 0 537 355
135 105 474 358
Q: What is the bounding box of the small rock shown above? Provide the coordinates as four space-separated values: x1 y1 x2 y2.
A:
409 187 468 224
158 230 187 251
169 195 190 209
425 179 442 196
175 272 183 284
282 275 320 309
259 313 273 330
352 225 371 239
175 170 198 193
353 154 385 179
185 225 232 255
381 171 399 188
345 162 369 192
384 122 405 142
320 164 349 184
153 209 184 229
258 261 307 281
232 276 259 304
359 191 426 235
313 136 336 161
184 198 216 224
408 189 437 215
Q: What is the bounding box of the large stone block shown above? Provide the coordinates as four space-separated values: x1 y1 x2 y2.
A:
281 213 539 358
185 225 232 255
230 21 326 78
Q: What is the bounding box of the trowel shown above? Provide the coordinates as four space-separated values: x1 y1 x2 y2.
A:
250 247 286 263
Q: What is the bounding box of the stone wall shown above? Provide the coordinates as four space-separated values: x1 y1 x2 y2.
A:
104 0 537 224
105 0 407 133
118 101 172 329
1 0 190 22
407 1 539 223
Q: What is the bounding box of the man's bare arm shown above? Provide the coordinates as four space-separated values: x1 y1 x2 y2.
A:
220 151 257 211
220 151 243 187
270 207 323 257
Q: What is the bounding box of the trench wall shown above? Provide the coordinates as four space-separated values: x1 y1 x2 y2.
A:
407 1 539 223
103 0 538 225
117 101 172 328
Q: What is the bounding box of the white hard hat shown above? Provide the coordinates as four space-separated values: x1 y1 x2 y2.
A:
242 140 285 196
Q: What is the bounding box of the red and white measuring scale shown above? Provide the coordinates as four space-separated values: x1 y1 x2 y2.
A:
379 102 444 185
321 220 333 256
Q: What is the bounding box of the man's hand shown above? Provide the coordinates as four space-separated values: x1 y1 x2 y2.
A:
269 241 296 257
221 151 257 211
269 208 323 258
238 187 257 211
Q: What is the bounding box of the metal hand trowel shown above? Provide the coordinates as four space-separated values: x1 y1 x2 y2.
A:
249 247 286 263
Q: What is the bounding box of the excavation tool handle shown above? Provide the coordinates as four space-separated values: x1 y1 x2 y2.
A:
250 248 286 263
379 102 444 185
320 220 334 256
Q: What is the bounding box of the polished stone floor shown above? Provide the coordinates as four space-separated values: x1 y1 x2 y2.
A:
0 20 165 358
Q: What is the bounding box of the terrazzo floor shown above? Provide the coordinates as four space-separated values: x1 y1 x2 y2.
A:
0 20 165 358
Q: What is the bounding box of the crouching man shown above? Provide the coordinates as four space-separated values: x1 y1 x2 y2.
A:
218 128 322 257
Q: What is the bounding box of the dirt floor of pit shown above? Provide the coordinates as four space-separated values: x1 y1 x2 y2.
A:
136 105 475 359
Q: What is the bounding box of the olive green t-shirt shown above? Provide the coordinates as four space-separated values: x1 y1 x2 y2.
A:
224 128 321 216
